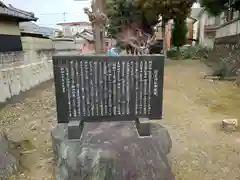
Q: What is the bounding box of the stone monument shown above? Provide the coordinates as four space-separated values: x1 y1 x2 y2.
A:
51 54 174 180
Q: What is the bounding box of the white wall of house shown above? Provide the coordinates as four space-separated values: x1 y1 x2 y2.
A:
61 24 92 36
70 24 92 35
61 24 72 36
0 20 20 35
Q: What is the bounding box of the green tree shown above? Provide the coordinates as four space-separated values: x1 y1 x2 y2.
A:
105 0 196 37
105 0 156 38
171 19 188 49
104 0 196 53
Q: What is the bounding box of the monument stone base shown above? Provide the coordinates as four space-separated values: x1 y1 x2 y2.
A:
51 121 174 180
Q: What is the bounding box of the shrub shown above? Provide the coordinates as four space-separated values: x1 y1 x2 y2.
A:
167 45 210 60
166 47 180 59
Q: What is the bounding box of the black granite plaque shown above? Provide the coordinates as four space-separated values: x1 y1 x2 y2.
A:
53 55 164 123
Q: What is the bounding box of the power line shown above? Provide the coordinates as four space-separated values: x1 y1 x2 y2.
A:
37 12 87 22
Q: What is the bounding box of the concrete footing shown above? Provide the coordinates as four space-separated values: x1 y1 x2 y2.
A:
51 122 174 180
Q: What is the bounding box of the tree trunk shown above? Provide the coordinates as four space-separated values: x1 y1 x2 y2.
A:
162 22 167 57
177 46 181 59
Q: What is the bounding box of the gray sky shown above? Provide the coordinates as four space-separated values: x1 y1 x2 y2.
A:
3 0 92 28
2 0 200 29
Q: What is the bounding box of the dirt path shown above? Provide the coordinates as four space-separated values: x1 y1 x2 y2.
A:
0 60 240 180
162 60 240 180
0 81 56 180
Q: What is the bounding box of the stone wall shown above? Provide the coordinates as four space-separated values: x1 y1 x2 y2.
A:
0 50 53 103
207 34 240 77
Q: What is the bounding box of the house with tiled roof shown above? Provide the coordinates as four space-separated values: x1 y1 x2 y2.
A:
73 28 116 53
0 1 37 52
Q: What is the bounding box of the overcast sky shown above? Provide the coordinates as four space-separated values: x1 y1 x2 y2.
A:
2 0 200 29
3 0 92 28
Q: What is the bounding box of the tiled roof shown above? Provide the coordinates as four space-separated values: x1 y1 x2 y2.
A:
0 1 37 21
57 21 91 26
19 22 60 37
78 32 94 41
81 28 93 34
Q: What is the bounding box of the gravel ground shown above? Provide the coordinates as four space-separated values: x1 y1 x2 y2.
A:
1 60 240 180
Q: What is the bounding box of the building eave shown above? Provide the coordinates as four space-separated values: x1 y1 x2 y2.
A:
21 32 50 39
0 4 37 22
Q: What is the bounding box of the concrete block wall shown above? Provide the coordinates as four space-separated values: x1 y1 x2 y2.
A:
0 51 53 103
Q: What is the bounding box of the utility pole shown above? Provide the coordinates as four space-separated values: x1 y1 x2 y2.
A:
63 12 67 22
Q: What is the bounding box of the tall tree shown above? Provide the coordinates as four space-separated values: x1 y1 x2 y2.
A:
171 19 188 50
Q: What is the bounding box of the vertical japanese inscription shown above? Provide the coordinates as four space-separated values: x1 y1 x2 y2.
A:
60 67 65 93
70 61 77 117
54 56 162 122
112 62 117 115
126 61 130 114
84 61 90 116
89 60 94 116
148 60 152 114
135 60 139 115
66 65 71 117
139 61 143 114
121 61 126 114
153 70 158 96
75 60 81 116
117 62 121 115
80 60 86 116
107 62 112 115
99 61 104 116
93 61 99 116
143 61 148 114
103 61 108 115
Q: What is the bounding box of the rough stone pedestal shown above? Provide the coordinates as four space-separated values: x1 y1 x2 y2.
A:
51 121 174 180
